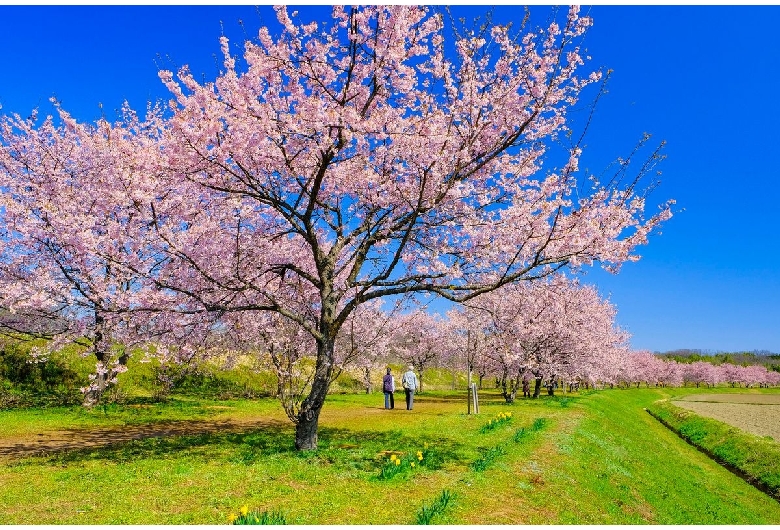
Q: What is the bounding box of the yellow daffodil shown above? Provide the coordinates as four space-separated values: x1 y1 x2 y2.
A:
410 462 415 468
395 459 400 466
240 505 249 516
418 455 423 461
228 513 238 524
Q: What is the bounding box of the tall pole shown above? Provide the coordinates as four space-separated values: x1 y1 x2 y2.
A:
467 330 472 415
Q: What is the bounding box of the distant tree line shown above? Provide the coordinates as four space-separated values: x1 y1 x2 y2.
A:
656 349 780 373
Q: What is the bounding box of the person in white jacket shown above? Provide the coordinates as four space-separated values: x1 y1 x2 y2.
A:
382 367 395 409
401 365 419 410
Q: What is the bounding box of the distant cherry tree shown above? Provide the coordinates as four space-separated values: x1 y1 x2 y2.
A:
452 277 630 401
390 309 451 392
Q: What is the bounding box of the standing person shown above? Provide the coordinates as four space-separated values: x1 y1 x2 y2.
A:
401 365 419 410
382 367 395 409
522 379 530 398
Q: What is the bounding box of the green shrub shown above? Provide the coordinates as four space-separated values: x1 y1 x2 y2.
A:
0 341 83 408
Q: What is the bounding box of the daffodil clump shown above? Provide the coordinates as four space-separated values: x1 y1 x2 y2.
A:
378 442 433 480
227 505 287 525
480 411 513 433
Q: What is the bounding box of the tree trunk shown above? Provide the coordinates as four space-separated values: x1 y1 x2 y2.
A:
506 379 517 403
83 314 107 408
499 367 514 403
83 314 129 408
295 411 320 451
82 366 107 407
83 351 129 407
532 376 542 398
294 337 335 451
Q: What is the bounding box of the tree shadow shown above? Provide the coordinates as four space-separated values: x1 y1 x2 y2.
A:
4 417 472 474
3 418 294 466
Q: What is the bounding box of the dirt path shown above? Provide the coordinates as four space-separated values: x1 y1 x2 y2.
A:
0 417 284 462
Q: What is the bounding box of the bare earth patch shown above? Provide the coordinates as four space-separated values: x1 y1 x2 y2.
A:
674 394 780 441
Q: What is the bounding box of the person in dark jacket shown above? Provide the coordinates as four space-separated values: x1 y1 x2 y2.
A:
382 367 395 409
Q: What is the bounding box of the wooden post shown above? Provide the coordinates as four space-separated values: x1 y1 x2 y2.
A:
467 330 472 415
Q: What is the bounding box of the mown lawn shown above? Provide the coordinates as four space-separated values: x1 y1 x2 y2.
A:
1 387 779 524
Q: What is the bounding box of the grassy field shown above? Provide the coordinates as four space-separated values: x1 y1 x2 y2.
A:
1 386 779 524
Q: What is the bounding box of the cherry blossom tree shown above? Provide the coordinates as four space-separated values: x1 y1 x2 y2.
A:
452 276 630 401
761 368 780 388
681 360 717 388
1 6 672 449
0 105 174 405
390 309 451 392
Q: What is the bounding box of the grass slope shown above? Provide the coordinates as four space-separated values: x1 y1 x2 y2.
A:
0 388 778 524
647 398 780 501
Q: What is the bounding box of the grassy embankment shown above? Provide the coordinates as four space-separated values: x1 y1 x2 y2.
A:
1 383 779 524
647 395 780 501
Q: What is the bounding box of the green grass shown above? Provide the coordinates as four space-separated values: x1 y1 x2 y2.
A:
647 398 780 500
542 388 780 524
0 388 779 524
415 489 455 524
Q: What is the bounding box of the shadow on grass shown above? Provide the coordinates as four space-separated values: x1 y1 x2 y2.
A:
3 418 293 465
6 420 468 481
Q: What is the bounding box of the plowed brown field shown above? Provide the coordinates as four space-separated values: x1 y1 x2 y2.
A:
675 393 780 441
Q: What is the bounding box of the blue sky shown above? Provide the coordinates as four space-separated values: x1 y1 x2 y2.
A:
0 5 778 354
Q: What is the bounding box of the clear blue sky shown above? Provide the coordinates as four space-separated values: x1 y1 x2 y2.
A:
0 5 778 354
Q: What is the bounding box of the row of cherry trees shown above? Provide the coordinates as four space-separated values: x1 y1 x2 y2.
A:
0 6 673 449
601 351 780 389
